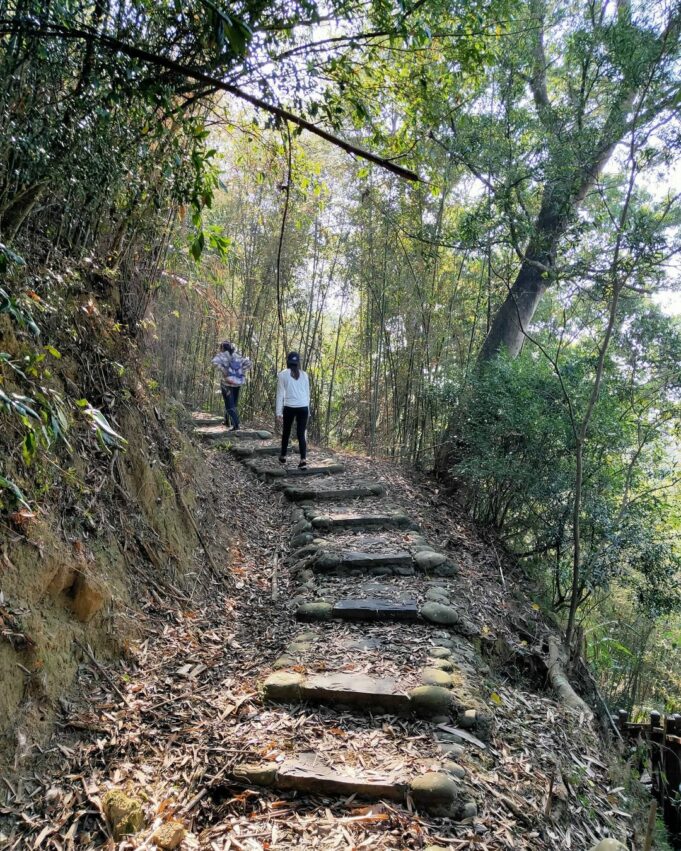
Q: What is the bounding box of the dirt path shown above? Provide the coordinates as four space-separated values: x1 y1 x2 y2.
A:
0 420 636 850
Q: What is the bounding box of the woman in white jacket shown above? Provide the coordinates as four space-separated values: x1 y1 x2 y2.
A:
276 351 310 468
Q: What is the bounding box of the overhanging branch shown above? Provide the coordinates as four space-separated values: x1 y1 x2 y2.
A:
0 20 420 183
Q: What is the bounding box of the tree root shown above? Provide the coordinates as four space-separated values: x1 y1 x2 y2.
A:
547 636 593 719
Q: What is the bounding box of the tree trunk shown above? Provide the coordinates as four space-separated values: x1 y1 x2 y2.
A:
478 256 547 359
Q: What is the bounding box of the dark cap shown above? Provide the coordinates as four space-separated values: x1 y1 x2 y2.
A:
221 340 235 353
286 351 300 367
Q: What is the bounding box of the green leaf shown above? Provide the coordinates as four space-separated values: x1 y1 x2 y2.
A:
0 475 30 509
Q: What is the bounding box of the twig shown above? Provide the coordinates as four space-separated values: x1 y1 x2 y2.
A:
170 475 225 584
74 639 131 707
491 543 506 590
271 552 279 601
643 799 657 851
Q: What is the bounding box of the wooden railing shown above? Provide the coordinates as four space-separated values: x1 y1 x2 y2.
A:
616 710 681 841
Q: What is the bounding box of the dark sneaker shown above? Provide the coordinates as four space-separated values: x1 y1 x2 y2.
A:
279 456 287 465
298 460 307 469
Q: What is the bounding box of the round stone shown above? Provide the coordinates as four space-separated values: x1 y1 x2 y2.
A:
462 801 477 819
442 760 466 779
262 672 303 702
409 685 453 717
421 602 460 626
287 642 312 654
429 647 452 659
459 709 477 729
440 742 465 758
425 589 450 604
421 667 452 688
414 551 447 570
271 655 296 670
429 658 454 672
233 763 277 786
409 772 459 815
588 842 628 851
296 601 333 621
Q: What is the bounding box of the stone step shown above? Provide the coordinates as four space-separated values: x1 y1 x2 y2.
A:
315 550 413 572
190 412 223 426
232 755 462 815
295 597 462 629
230 443 280 458
246 458 345 479
307 510 413 531
282 483 385 502
299 546 458 578
263 671 456 720
332 597 420 622
194 425 272 442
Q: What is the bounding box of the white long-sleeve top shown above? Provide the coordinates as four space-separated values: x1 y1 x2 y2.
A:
276 369 310 416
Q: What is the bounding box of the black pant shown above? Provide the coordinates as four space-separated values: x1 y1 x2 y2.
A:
281 406 308 459
221 385 240 428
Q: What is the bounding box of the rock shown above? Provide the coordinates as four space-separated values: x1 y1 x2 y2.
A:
233 763 277 786
296 601 333 621
442 760 466 779
421 602 460 626
414 551 447 571
262 672 303 702
369 566 394 576
315 552 342 570
433 562 459 577
425 588 450 603
272 655 296 670
101 790 145 840
287 641 313 654
409 772 459 815
151 821 186 850
440 743 465 758
459 709 477 729
291 533 314 548
409 685 453 717
68 573 105 622
295 630 317 641
290 544 318 561
462 801 478 819
393 566 415 576
588 842 628 851
421 667 452 688
429 647 452 659
429 658 454 672
292 519 312 535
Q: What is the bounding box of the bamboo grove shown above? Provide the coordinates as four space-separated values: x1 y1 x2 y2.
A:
2 0 681 713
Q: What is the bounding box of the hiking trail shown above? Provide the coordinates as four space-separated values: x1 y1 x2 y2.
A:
1 415 636 850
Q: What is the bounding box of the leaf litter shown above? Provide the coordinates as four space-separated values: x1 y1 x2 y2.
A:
0 442 639 849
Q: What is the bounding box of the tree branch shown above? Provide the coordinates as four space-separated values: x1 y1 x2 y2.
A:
0 20 420 183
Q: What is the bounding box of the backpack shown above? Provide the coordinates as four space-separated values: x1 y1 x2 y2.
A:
224 354 245 386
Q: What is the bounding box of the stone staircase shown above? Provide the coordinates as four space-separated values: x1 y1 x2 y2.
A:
191 414 488 823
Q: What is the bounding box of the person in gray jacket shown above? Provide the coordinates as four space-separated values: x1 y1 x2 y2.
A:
212 341 252 430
